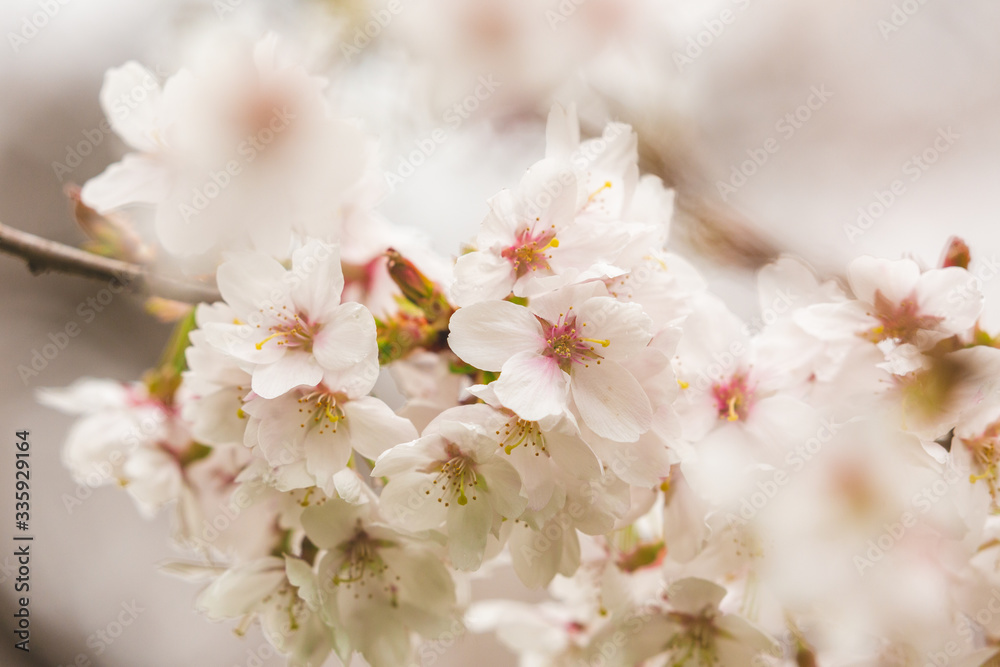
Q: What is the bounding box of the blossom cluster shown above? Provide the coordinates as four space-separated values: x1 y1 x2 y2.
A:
41 32 1000 667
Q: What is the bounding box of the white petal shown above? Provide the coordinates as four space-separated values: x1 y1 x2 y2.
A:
332 469 369 505
371 434 441 477
289 241 345 318
80 154 169 212
544 103 580 162
251 353 324 399
303 426 352 493
195 558 285 620
100 61 162 152
216 253 290 322
478 457 528 518
667 577 726 614
300 498 371 549
493 351 570 421
916 266 984 333
513 158 577 232
571 361 651 442
448 495 492 570
847 256 921 305
451 252 516 307
509 522 561 588
378 473 446 530
312 302 378 372
448 300 544 372
343 397 418 460
575 297 652 362
544 428 602 480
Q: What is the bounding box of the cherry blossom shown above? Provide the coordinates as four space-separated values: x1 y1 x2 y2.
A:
203 240 378 399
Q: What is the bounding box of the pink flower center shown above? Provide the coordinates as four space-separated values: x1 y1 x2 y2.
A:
255 308 318 351
865 290 943 343
541 313 609 372
500 227 559 278
711 373 755 422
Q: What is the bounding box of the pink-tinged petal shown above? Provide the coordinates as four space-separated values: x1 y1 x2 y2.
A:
434 421 497 462
312 302 378 371
571 360 651 442
289 241 345 318
916 266 983 333
99 61 162 152
847 256 921 305
448 301 544 372
251 353 323 399
493 351 570 421
447 495 492 570
216 253 290 322
80 154 169 212
451 252 516 307
575 297 652 362
343 397 418 460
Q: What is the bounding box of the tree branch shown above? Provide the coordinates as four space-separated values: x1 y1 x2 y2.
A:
0 222 219 304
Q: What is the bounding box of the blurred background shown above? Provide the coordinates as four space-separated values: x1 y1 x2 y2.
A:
1 0 999 665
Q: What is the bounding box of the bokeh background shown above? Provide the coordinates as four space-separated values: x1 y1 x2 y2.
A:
1 0 999 665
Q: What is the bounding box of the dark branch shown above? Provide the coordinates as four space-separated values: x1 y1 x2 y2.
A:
0 222 219 304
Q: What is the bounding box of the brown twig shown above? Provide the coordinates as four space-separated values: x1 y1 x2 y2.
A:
0 221 219 303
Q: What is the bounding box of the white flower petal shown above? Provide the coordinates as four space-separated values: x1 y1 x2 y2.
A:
448 300 544 371
80 154 169 212
493 351 570 421
848 256 921 305
571 361 651 442
343 397 418 460
251 353 323 399
451 252 516 307
447 495 492 570
312 302 378 372
289 241 345 317
99 61 162 152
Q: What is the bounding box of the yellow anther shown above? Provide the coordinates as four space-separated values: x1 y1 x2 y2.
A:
586 181 613 203
677 379 690 389
255 332 282 350
970 468 995 484
726 396 739 422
